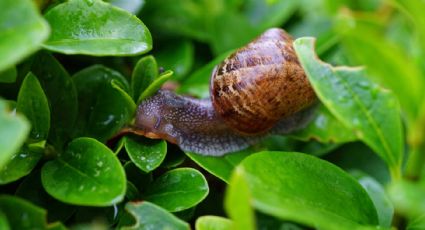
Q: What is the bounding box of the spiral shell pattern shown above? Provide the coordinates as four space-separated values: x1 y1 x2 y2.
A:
210 28 316 134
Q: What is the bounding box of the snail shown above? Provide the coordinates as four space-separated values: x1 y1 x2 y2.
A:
133 28 317 156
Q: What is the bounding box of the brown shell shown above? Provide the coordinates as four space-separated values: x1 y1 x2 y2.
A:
210 28 316 135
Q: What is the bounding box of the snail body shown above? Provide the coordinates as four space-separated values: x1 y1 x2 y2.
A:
134 28 316 156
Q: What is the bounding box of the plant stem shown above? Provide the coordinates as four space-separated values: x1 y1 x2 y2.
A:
405 112 425 180
405 140 425 180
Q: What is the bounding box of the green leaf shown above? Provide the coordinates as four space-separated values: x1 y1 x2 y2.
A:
242 0 299 29
238 151 379 229
29 51 78 149
155 40 194 81
0 195 61 229
121 201 190 230
178 50 233 99
225 168 255 230
0 99 30 170
16 170 76 222
186 149 253 183
0 211 10 230
144 168 209 212
131 55 158 101
41 137 126 206
17 72 50 141
294 37 403 179
43 0 152 56
338 17 424 122
0 145 43 184
387 179 425 218
124 136 167 173
0 0 49 72
408 215 425 230
352 171 394 228
72 65 134 142
140 0 222 42
209 11 257 55
195 216 233 230
291 104 357 143
0 67 17 83
138 70 173 103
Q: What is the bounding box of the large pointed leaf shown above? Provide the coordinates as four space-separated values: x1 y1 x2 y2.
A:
294 37 403 179
237 151 379 229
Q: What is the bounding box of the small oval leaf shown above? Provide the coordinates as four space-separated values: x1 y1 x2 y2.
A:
121 201 190 230
195 216 233 230
131 55 158 101
43 0 152 56
41 137 126 206
17 73 50 141
144 168 209 212
72 65 134 142
124 136 167 173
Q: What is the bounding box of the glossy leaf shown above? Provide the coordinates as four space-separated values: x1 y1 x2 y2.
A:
291 104 357 143
43 0 152 56
352 171 394 228
144 168 209 212
0 195 61 229
30 51 78 149
16 73 50 141
41 137 126 206
225 168 255 230
186 149 253 183
72 65 134 142
0 100 30 170
131 55 158 101
0 0 49 72
0 67 17 83
294 37 403 179
138 70 173 103
124 136 167 173
122 201 190 230
238 151 379 229
0 145 43 184
155 40 194 80
195 216 233 230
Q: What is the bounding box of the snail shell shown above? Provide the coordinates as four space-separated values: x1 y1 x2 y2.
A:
211 28 316 134
133 28 317 156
